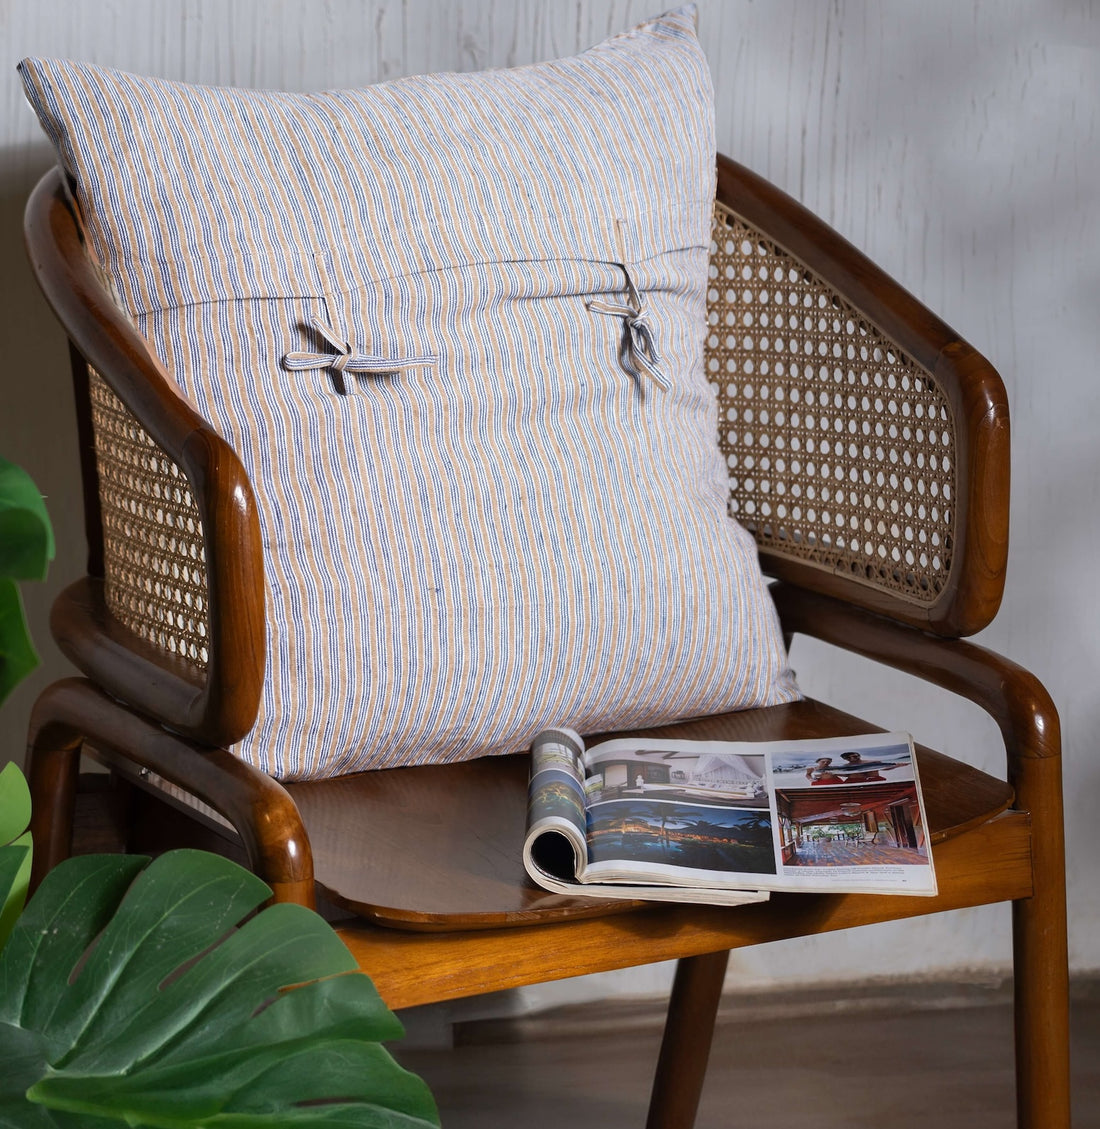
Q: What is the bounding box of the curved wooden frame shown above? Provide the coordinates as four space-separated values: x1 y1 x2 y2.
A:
718 155 1010 637
24 169 266 747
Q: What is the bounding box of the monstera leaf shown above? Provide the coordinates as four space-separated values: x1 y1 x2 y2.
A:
0 455 55 708
0 849 439 1128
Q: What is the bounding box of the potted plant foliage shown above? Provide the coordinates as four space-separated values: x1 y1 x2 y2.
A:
0 456 439 1127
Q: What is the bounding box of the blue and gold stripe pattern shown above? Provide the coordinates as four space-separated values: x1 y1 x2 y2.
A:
21 6 799 779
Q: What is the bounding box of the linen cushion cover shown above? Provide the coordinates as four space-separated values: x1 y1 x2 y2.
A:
20 6 799 780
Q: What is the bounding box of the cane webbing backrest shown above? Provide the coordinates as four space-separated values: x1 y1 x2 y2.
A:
88 368 210 668
706 200 956 607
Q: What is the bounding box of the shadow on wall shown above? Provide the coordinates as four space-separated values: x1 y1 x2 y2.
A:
0 142 84 769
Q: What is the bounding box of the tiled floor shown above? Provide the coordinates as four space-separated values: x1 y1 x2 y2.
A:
396 981 1098 1128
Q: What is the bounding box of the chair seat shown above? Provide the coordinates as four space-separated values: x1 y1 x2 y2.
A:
285 697 1014 931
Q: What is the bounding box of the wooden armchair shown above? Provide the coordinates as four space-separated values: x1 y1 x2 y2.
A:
23 154 1069 1129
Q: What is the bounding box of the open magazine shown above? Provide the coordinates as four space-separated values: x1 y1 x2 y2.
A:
523 729 937 907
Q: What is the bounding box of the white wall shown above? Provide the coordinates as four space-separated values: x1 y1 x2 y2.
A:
1 0 1097 1000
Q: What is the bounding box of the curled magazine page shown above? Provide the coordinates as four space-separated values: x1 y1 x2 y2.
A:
522 727 770 906
523 728 589 885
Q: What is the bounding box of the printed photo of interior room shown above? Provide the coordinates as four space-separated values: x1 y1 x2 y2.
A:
775 782 929 867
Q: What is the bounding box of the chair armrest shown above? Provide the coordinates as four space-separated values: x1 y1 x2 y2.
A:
25 169 265 746
28 678 313 906
770 582 1060 773
772 579 1066 964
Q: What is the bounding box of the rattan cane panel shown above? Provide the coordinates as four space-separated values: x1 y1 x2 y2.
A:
88 369 210 666
706 201 956 604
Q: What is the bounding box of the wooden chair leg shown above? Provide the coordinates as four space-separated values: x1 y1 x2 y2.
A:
645 949 730 1129
1011 753 1071 1129
25 682 85 892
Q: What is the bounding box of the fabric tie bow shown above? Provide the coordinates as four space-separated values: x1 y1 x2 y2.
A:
587 271 670 391
283 316 437 393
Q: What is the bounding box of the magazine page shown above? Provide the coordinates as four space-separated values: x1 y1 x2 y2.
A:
580 735 778 891
522 729 769 906
579 732 937 897
766 732 937 896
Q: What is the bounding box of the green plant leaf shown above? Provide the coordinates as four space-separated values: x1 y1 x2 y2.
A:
0 839 32 957
57 903 400 1074
0 763 32 846
0 851 439 1128
0 855 150 1031
33 850 273 1057
0 458 54 583
0 1022 118 1128
0 579 40 709
0 456 54 707
34 1039 439 1128
0 764 34 954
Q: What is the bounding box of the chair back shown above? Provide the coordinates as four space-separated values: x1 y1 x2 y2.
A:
24 156 1011 745
709 155 1009 636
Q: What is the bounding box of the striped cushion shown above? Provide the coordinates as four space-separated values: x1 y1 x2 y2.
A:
20 7 798 780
